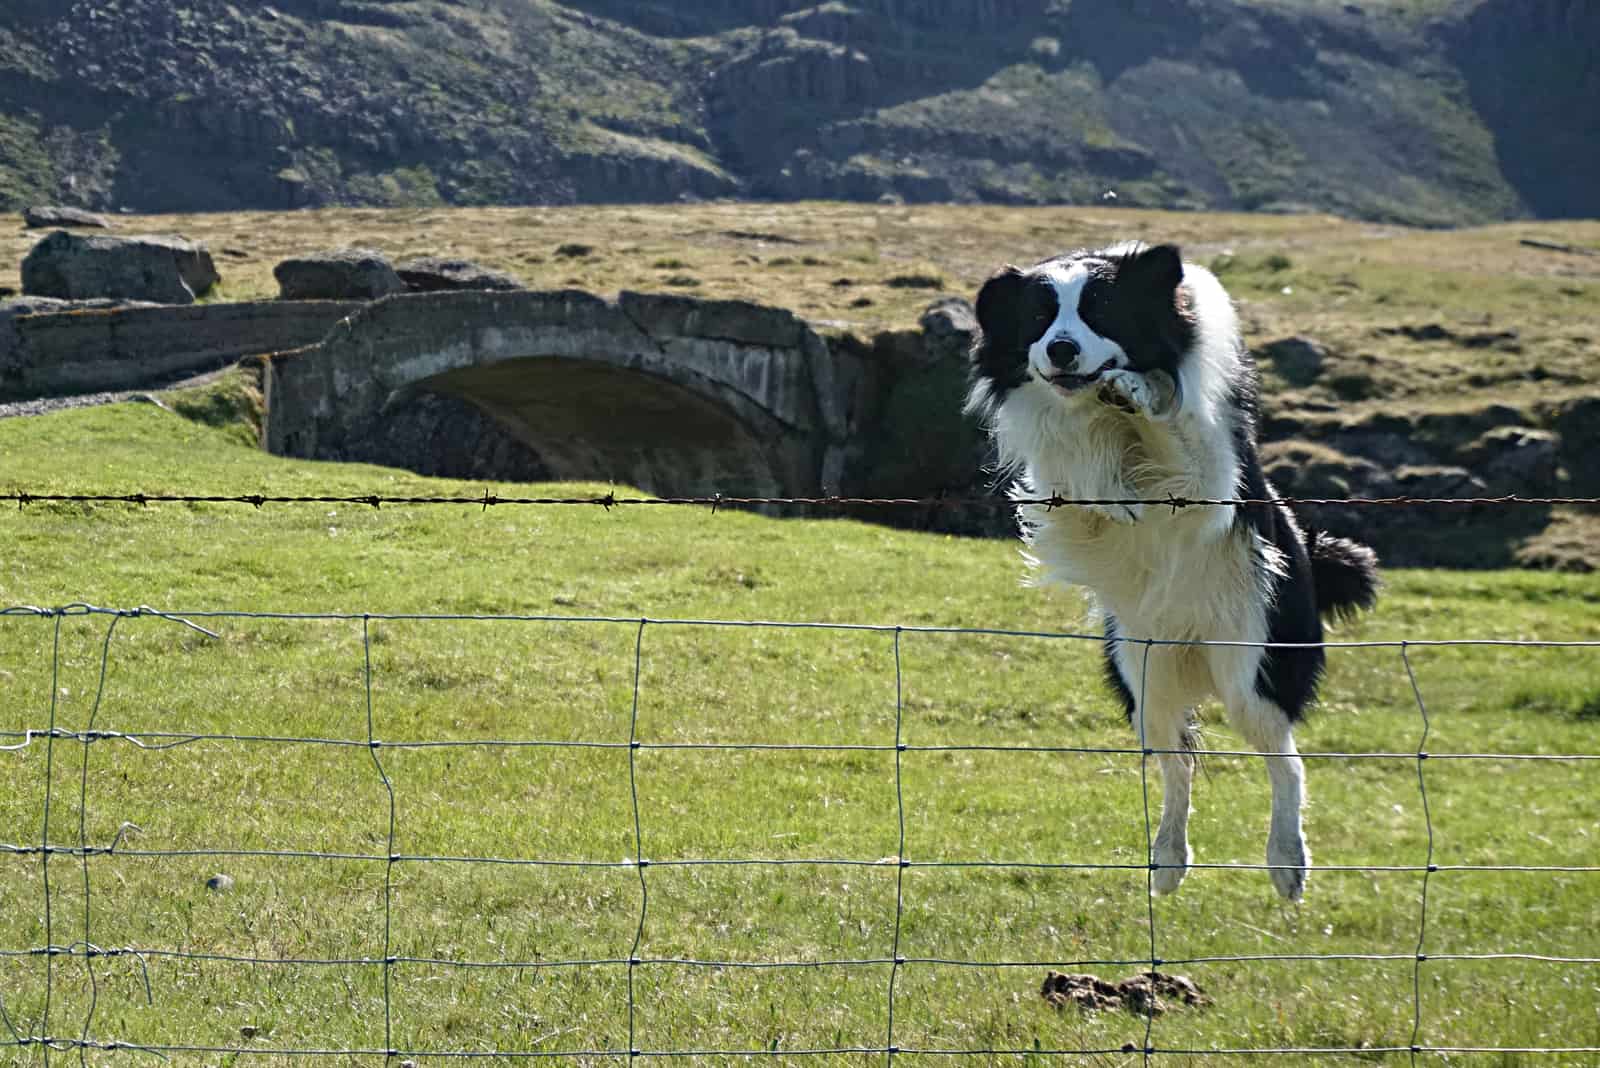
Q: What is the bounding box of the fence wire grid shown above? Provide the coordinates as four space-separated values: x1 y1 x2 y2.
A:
1 601 1596 1063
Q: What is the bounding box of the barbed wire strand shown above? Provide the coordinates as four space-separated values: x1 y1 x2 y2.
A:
1 605 1596 1060
3 489 1599 513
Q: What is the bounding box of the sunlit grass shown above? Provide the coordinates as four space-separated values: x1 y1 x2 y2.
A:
0 400 1596 1063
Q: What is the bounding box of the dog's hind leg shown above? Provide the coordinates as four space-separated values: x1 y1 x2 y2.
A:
1109 634 1197 895
1223 691 1309 901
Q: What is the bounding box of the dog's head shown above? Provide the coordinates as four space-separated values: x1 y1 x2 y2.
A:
967 242 1198 416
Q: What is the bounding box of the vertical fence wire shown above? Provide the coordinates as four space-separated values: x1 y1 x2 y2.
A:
885 627 907 1064
37 613 63 1066
1401 643 1436 1065
362 615 400 1060
73 614 120 1065
1136 638 1159 1065
627 619 650 1062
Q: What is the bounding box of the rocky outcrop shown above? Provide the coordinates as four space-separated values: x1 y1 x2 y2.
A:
21 231 219 304
1444 0 1600 219
0 0 1590 222
1256 401 1592 568
274 248 406 300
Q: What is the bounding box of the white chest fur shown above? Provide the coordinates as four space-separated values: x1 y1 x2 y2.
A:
993 379 1275 643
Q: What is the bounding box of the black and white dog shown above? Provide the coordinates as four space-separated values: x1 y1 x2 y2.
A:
966 242 1378 900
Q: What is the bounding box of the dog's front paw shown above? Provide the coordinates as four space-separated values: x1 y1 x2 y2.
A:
1267 831 1310 902
1097 368 1179 420
1151 838 1192 896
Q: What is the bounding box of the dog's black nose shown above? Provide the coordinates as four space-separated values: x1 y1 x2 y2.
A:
1046 338 1081 370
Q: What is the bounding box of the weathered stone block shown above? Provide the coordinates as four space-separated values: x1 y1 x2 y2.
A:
274 248 406 300
22 231 219 304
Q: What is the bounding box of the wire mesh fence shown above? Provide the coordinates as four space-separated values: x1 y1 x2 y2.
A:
1 602 1597 1062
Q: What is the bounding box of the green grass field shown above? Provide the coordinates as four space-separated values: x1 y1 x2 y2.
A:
2 396 1599 1065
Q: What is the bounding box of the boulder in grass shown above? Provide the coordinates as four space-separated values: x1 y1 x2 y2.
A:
21 230 219 305
274 248 406 300
395 256 524 293
23 205 112 230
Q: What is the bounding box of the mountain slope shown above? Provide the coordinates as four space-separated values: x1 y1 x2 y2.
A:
0 0 1590 224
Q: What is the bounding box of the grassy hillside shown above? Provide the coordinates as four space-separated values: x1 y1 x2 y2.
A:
0 0 1593 223
1 391 1598 1060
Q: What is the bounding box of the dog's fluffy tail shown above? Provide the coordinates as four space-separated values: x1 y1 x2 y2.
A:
1308 529 1380 623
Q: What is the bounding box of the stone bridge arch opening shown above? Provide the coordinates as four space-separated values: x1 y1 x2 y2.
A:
403 355 793 497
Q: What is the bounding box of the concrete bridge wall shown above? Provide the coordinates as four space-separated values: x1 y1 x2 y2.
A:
0 299 362 400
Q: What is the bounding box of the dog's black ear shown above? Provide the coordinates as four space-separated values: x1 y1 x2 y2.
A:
1120 243 1184 294
975 265 1027 340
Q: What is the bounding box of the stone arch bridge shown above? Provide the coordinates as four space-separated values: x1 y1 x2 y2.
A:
263 289 893 499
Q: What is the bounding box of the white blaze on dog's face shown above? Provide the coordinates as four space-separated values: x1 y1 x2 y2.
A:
968 243 1197 414
1023 263 1132 396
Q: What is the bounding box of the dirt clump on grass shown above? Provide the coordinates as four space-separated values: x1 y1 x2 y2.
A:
1040 970 1210 1017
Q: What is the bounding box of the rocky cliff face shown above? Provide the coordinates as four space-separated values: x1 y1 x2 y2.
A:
1444 0 1600 220
0 0 1591 223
